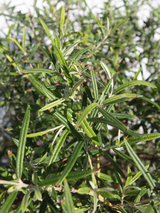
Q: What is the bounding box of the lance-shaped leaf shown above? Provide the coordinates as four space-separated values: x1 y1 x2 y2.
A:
112 18 129 32
60 6 65 26
28 75 56 101
16 105 30 180
27 125 64 137
39 98 65 112
120 133 160 146
103 93 141 106
64 39 81 59
111 113 138 120
54 111 70 129
98 78 113 104
133 67 142 80
98 107 127 131
103 152 124 176
90 70 98 101
114 80 157 94
22 68 55 73
70 46 91 65
141 96 160 110
80 118 100 145
0 191 18 213
58 141 84 184
21 191 32 212
71 78 84 96
8 37 26 54
76 103 98 127
63 179 75 213
22 26 26 52
125 139 155 189
48 129 70 166
100 61 113 79
39 169 92 187
53 32 60 49
53 45 73 87
39 18 55 45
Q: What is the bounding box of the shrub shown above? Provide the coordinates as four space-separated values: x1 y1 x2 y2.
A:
0 0 160 212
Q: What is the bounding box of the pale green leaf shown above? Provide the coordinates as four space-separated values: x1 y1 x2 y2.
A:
22 68 55 73
27 126 63 137
61 6 65 26
39 98 65 112
21 191 31 212
22 26 26 52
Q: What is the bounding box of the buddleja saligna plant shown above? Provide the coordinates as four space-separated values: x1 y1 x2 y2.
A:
0 1 160 213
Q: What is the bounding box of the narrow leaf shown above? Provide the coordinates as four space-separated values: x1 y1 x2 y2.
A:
80 119 100 145
120 133 160 146
71 78 84 96
133 67 142 80
28 75 56 101
63 179 75 213
113 18 129 29
58 141 84 184
103 152 124 176
125 139 155 189
16 105 30 180
39 18 54 45
98 107 127 131
90 70 98 101
114 80 157 94
53 45 73 87
39 170 92 187
98 78 113 104
0 191 18 213
100 61 113 79
76 103 98 126
8 37 25 54
70 47 91 65
54 112 70 129
48 129 70 166
22 68 55 73
27 126 63 137
22 26 26 52
61 6 65 26
141 96 160 110
21 191 31 212
103 93 141 106
39 98 65 112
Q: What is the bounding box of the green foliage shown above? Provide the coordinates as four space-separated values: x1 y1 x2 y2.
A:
0 0 160 212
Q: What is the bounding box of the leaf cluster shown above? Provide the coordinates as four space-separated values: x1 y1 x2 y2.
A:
0 0 160 212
